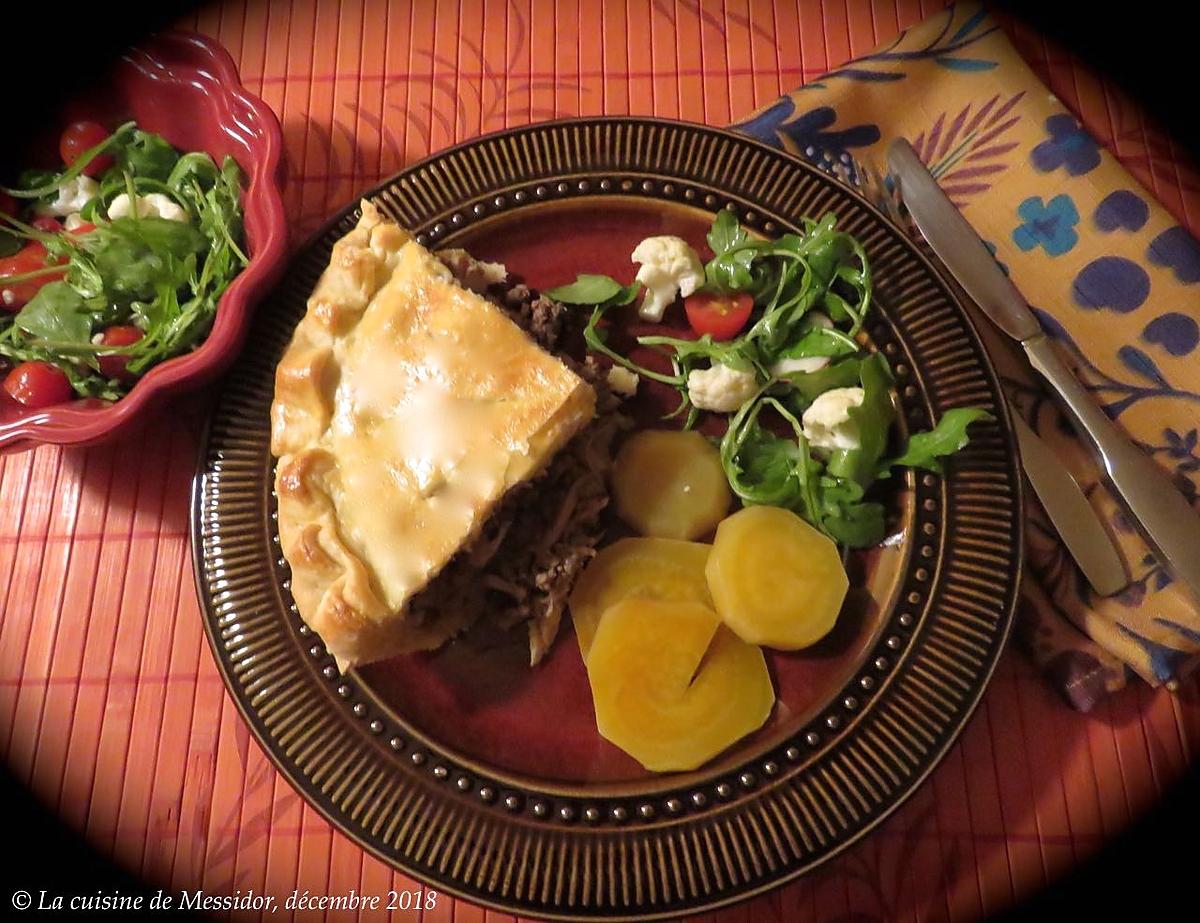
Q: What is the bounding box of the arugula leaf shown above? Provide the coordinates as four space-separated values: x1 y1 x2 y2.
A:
1 185 43 256
0 230 21 258
636 331 757 373
168 152 221 191
545 273 682 389
704 247 759 293
578 285 686 391
801 218 852 285
79 217 206 303
703 210 767 293
189 157 247 261
112 129 181 182
881 407 994 475
802 475 876 547
13 282 94 344
777 357 864 409
776 323 859 360
15 169 59 193
824 353 896 486
721 391 817 512
707 209 748 255
546 273 627 305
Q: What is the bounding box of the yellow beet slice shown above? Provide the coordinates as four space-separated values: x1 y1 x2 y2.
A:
706 505 848 649
586 598 775 772
611 430 732 540
569 537 712 659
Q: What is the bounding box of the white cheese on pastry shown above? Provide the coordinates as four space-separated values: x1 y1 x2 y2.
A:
270 201 595 671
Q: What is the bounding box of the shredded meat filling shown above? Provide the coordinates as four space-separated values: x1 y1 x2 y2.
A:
402 251 627 664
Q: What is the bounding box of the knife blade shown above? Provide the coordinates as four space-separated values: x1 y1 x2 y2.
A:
1010 407 1127 595
887 137 1200 604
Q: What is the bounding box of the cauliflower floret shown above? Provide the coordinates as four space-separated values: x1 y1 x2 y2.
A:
107 192 187 222
770 314 835 377
631 235 705 322
36 175 99 217
606 365 640 397
687 363 758 413
801 387 865 451
63 213 88 231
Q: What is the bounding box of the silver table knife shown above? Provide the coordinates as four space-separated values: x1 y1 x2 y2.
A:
888 138 1200 603
1010 407 1127 595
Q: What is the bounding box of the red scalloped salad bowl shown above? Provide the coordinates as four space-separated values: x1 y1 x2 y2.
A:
0 32 287 454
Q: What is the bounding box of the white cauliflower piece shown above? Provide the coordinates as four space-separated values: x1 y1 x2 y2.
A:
63 213 87 231
606 365 640 397
107 192 188 222
687 363 758 413
801 387 865 451
770 314 835 377
36 175 99 217
631 235 705 322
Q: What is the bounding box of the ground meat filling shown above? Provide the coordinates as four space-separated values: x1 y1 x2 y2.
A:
403 251 626 664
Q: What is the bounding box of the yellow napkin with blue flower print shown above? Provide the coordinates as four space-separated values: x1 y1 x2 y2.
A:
733 1 1200 710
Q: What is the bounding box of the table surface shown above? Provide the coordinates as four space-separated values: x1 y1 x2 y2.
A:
3 1 1199 921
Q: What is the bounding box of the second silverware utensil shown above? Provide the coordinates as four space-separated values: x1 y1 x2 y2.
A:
1010 408 1127 596
888 138 1200 604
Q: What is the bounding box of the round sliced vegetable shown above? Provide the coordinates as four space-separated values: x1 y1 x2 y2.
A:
569 537 712 659
3 361 74 408
60 121 114 177
683 291 753 341
586 597 775 772
705 505 848 649
612 430 731 540
97 325 145 382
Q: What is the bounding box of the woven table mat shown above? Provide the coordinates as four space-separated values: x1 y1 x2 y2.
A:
1 2 1198 921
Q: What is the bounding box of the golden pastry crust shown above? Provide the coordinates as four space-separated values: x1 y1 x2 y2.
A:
270 201 595 670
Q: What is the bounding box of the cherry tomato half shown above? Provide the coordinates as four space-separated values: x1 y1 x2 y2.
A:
60 121 114 177
3 361 74 408
0 245 65 311
68 221 97 236
683 291 754 341
97 325 145 382
31 217 63 235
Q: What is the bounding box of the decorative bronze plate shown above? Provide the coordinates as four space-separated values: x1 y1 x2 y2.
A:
192 117 1022 920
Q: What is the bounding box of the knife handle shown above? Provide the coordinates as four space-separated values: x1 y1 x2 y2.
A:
1024 333 1200 602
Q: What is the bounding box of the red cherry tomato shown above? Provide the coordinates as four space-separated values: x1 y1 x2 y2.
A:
3 361 74 408
683 291 754 341
68 221 97 236
0 245 65 311
31 217 62 234
97 325 145 382
60 121 114 177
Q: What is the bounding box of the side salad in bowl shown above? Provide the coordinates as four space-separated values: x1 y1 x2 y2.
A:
0 119 246 408
0 31 286 454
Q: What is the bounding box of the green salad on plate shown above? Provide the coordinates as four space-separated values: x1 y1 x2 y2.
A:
548 209 992 549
